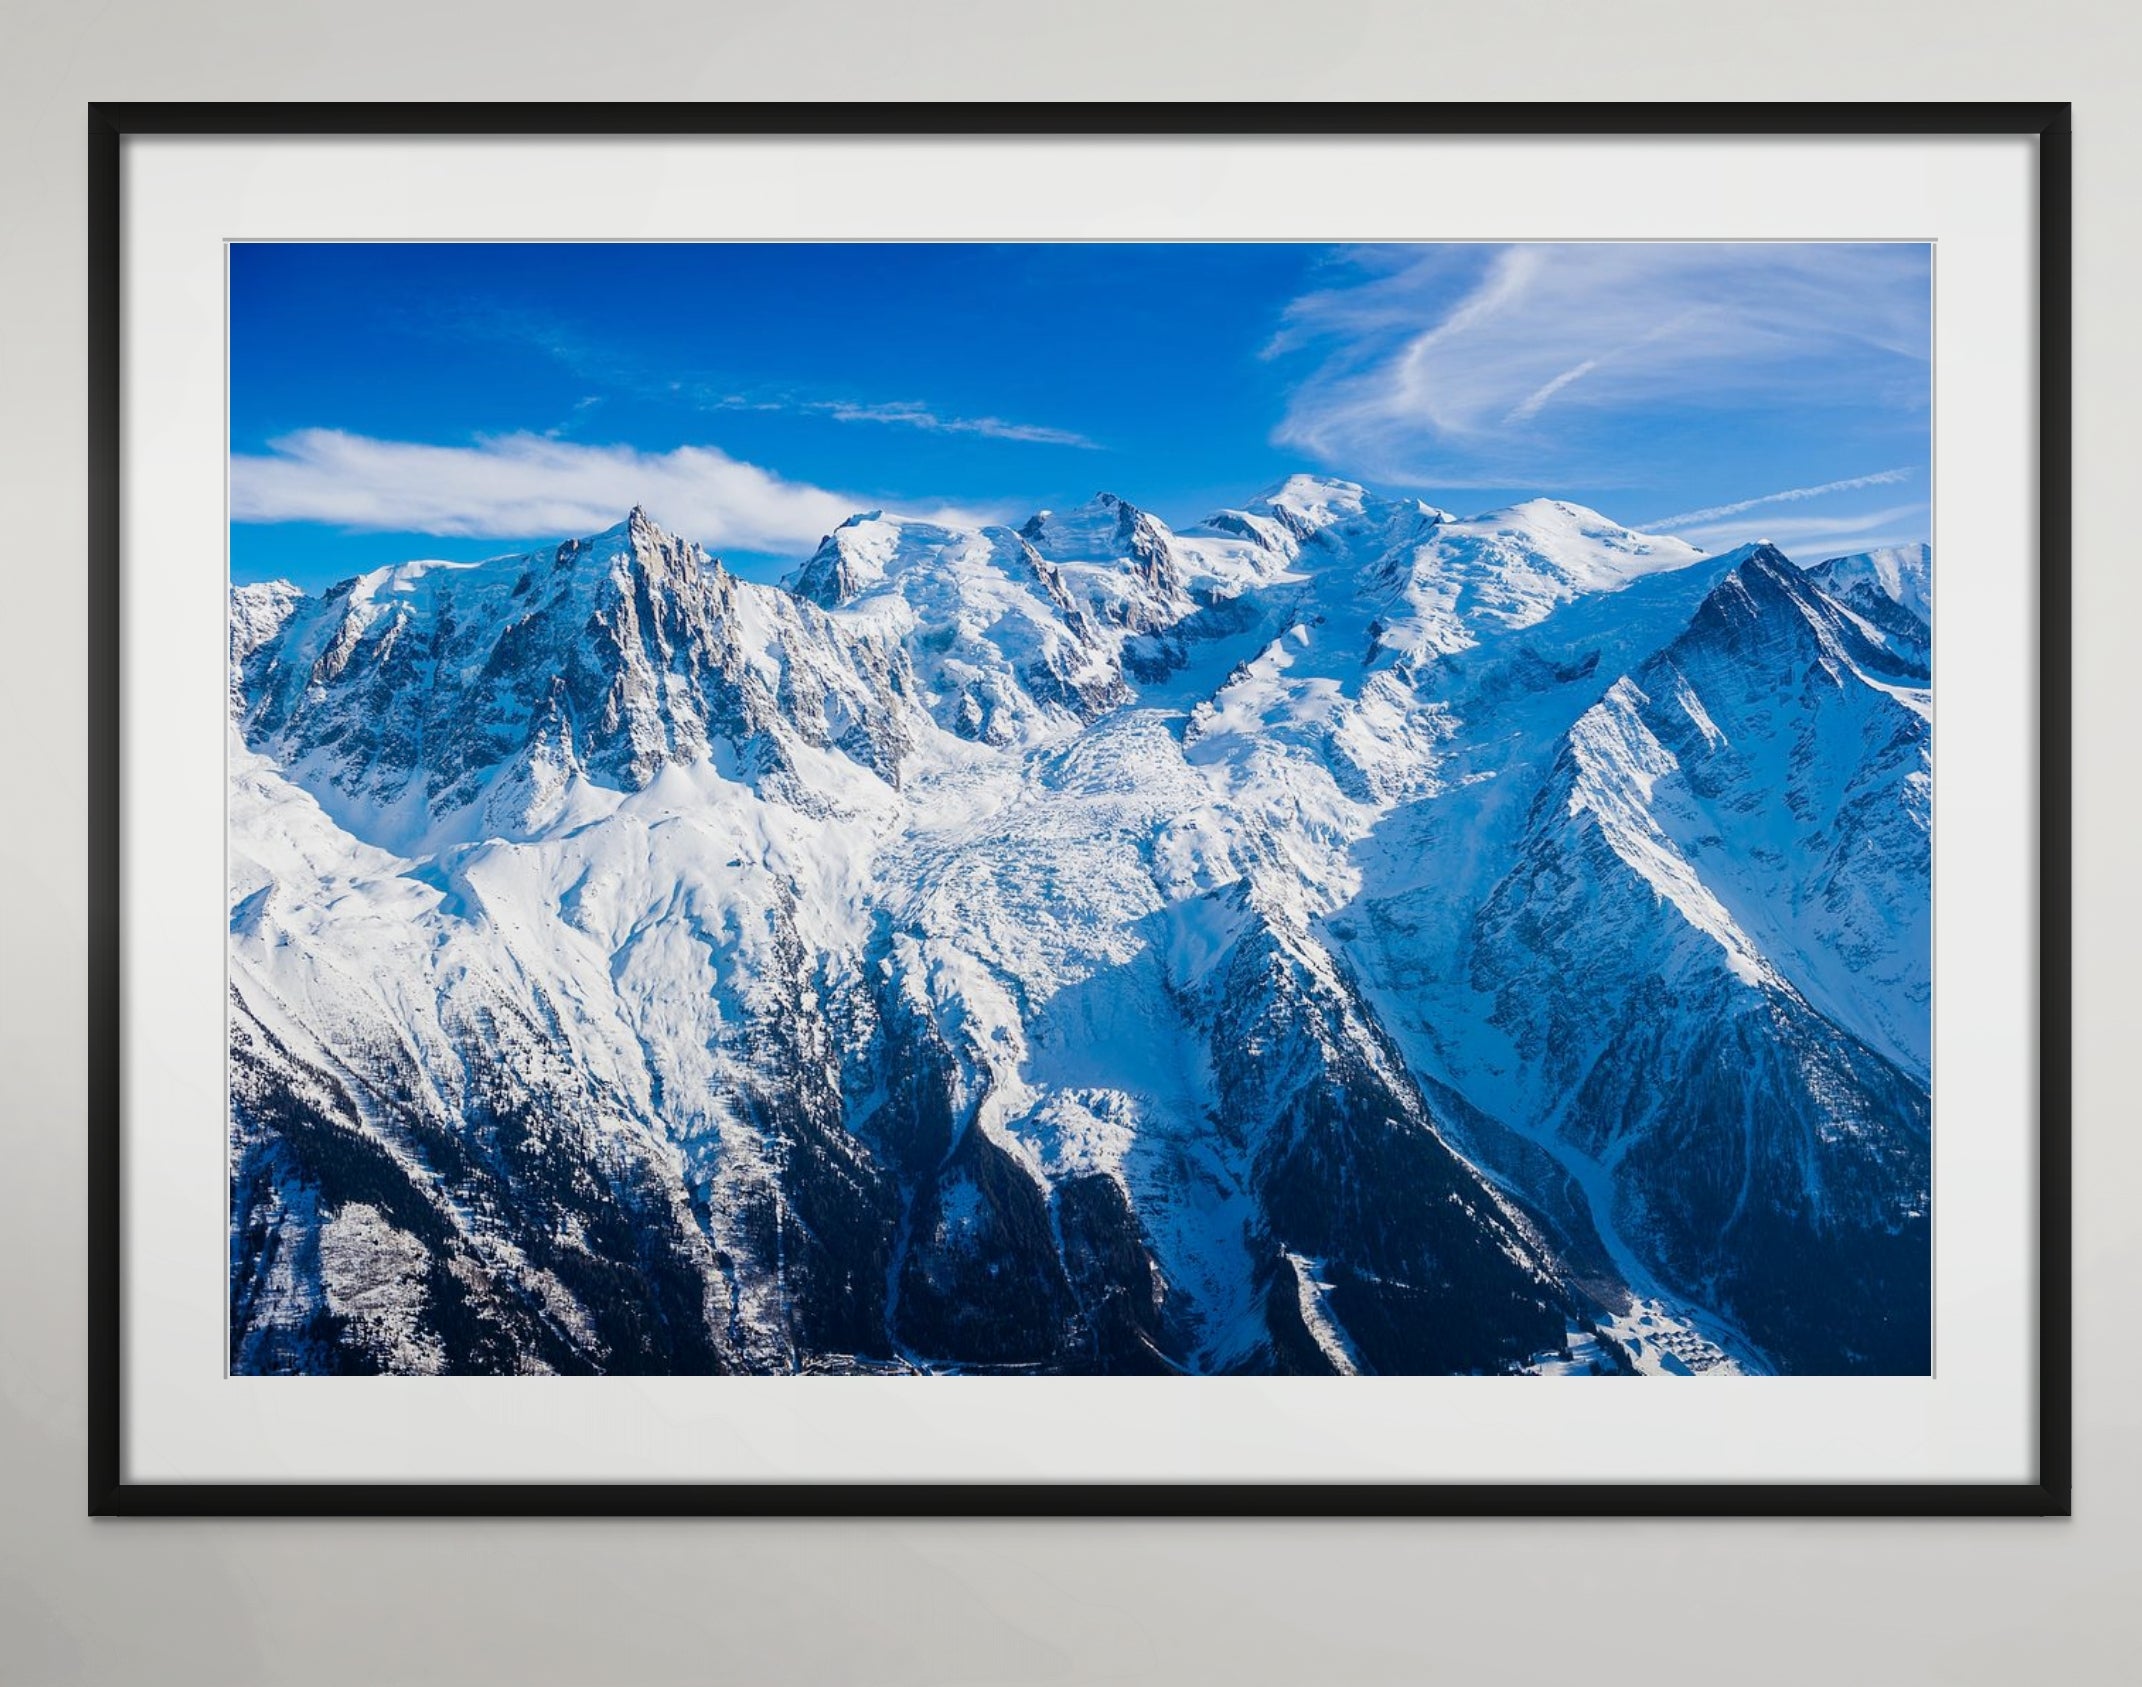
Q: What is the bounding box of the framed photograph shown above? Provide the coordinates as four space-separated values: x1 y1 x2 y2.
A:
89 102 2070 1516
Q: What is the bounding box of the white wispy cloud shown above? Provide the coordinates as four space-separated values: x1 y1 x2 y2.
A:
444 303 1102 449
807 399 1100 448
229 430 992 553
1667 502 1929 550
1270 243 1929 483
1645 468 1915 531
1504 357 1601 425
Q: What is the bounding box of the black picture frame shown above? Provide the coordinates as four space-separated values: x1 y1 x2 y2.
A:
87 99 2072 1519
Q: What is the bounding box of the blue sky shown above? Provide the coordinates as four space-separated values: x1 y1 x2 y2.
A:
230 241 1932 590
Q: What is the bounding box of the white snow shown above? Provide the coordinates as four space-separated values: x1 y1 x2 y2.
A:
1806 542 1933 625
317 1203 447 1375
229 487 1929 1376
1283 1252 1363 1375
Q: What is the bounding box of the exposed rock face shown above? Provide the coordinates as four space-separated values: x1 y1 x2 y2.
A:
228 490 1932 1377
236 509 918 841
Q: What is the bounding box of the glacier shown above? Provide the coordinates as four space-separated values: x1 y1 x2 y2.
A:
226 479 1933 1376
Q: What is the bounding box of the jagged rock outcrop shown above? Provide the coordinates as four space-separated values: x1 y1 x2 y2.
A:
227 491 1933 1377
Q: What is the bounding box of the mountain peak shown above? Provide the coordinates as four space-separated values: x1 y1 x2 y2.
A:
1470 497 1666 540
568 506 658 552
228 466 1936 1380
1664 538 1928 693
1805 542 1932 626
1019 491 1169 558
1701 544 1816 617
1733 540 1798 573
1501 495 1606 522
1249 473 1372 528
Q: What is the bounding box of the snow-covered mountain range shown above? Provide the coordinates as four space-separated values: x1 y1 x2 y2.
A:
227 477 1932 1376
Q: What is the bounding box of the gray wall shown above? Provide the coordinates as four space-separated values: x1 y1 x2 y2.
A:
1 4 2131 1681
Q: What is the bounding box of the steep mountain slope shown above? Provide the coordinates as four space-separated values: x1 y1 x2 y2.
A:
227 489 1933 1377
235 509 917 849
1805 541 1932 651
1343 545 1932 1373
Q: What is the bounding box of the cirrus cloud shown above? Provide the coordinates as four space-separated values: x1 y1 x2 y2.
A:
1645 468 1915 532
1666 502 1929 553
805 399 1099 447
1269 243 1931 486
